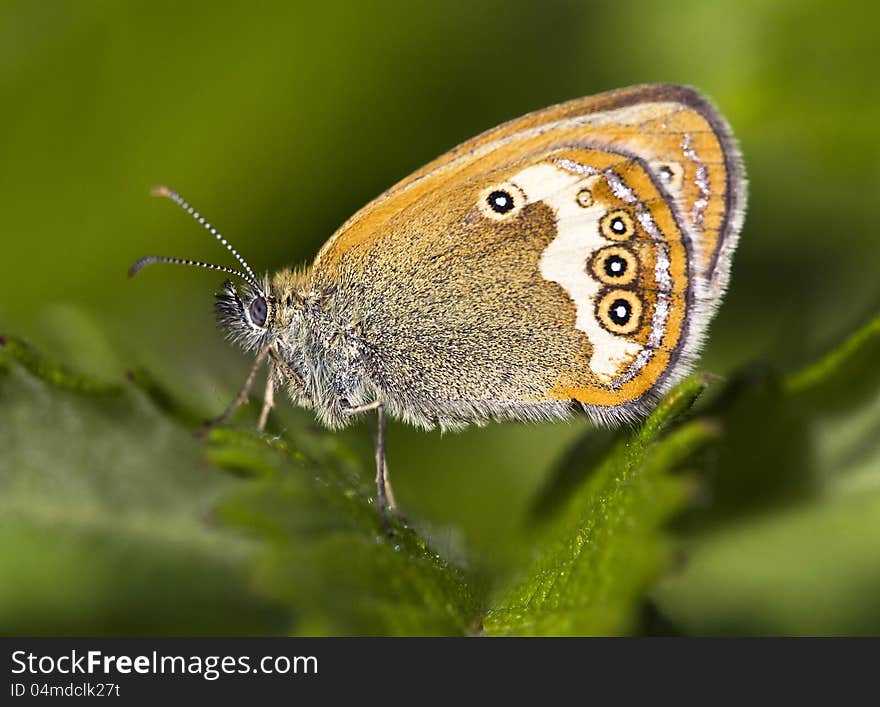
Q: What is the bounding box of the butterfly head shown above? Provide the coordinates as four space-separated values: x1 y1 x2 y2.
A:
217 266 314 351
214 277 274 351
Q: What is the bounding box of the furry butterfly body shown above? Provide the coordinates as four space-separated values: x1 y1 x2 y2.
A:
133 83 746 516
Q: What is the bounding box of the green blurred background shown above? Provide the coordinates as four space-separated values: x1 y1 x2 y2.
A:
2 0 879 634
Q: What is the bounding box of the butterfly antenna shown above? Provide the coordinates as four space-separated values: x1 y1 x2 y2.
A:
146 185 261 289
128 255 258 286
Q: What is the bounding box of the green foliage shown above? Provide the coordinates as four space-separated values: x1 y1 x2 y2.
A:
654 311 880 635
1 307 879 636
484 378 714 636
209 428 479 636
0 337 285 635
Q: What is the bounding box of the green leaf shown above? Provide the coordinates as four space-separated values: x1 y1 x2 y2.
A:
783 310 880 399
0 335 480 636
0 336 286 635
483 377 716 636
785 310 880 496
654 491 880 635
655 310 880 634
210 428 481 636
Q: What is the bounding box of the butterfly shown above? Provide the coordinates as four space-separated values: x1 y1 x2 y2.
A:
131 83 746 519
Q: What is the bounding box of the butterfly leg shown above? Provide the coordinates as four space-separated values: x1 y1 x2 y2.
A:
374 403 397 517
342 400 397 522
257 366 275 432
202 344 270 429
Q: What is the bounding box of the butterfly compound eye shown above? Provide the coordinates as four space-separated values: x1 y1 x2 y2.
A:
249 296 268 327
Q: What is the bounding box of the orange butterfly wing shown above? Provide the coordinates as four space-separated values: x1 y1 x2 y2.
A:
308 84 745 426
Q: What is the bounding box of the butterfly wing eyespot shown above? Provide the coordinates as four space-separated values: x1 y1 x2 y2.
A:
487 190 514 213
653 161 684 192
596 290 643 335
575 187 594 208
589 246 639 286
478 182 526 221
599 209 636 241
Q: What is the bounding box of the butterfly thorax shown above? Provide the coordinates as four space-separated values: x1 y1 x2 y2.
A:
262 268 379 429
